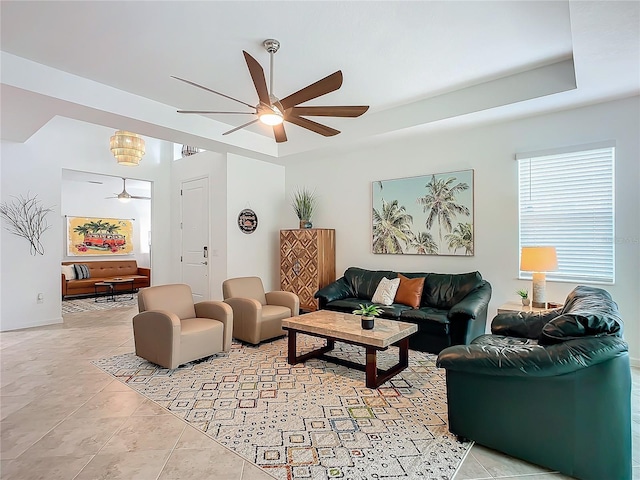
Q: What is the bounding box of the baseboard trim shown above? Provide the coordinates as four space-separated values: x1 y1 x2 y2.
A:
0 316 63 332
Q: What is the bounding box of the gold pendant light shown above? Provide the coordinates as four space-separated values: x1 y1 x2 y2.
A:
110 131 145 166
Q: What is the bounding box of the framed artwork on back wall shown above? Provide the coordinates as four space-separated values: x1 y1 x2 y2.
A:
372 169 474 256
67 216 134 256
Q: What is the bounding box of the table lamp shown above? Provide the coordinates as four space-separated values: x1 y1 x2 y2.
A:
520 246 558 308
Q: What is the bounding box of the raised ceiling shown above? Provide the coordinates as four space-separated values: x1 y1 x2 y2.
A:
1 1 638 160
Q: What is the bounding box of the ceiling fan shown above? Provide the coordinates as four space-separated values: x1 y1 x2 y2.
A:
106 178 151 202
172 39 369 143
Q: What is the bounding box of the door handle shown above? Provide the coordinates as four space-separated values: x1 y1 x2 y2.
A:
201 261 208 265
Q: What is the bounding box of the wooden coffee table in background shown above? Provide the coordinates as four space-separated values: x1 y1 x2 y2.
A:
282 310 418 389
94 278 135 302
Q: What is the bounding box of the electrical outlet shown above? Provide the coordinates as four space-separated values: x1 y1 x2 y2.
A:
37 293 44 304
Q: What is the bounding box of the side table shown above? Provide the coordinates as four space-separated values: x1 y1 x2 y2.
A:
497 301 562 314
94 282 114 302
107 279 136 301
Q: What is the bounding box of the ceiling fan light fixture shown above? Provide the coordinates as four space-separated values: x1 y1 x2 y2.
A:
110 131 145 166
258 103 284 125
259 112 284 126
118 195 132 204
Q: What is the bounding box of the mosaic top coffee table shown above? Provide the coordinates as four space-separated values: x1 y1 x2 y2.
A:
282 310 418 389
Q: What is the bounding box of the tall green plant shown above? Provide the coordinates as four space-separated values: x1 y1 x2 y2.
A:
291 187 317 221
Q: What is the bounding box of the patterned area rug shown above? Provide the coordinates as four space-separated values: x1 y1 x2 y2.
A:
62 294 137 314
94 337 471 480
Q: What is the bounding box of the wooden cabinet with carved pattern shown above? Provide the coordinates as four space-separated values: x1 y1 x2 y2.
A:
280 229 336 312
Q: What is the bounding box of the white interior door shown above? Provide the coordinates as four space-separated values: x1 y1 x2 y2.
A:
181 177 209 301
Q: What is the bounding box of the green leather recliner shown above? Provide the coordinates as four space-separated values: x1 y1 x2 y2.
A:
436 286 631 480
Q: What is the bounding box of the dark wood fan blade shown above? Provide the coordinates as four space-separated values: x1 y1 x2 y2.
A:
285 115 340 137
279 71 343 110
290 106 369 117
273 123 287 143
243 51 270 106
171 75 255 109
222 119 260 136
177 110 256 114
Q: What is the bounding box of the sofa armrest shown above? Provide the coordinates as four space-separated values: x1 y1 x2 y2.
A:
132 310 181 368
61 273 67 298
448 281 491 321
436 335 628 377
195 301 234 351
314 277 352 309
266 291 300 316
491 309 561 339
137 267 151 278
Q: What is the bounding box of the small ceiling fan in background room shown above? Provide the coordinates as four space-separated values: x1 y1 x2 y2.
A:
172 39 369 143
106 178 151 203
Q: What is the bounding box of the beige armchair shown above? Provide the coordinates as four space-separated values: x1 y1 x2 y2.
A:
222 276 299 345
133 284 233 369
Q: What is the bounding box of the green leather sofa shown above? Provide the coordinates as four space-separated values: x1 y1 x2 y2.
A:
437 286 631 480
314 267 492 353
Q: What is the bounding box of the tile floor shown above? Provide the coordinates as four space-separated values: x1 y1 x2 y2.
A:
0 305 638 480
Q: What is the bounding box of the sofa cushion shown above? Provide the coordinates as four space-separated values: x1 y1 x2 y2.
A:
61 264 76 280
88 261 138 278
400 306 450 325
377 303 412 319
400 307 450 336
395 274 425 308
344 267 396 300
69 278 100 288
422 272 483 309
539 313 622 345
539 285 623 345
324 298 411 319
371 277 400 305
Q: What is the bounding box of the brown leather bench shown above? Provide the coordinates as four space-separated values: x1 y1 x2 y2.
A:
62 260 150 299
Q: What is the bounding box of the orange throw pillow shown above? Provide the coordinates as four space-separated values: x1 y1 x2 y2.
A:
395 274 425 309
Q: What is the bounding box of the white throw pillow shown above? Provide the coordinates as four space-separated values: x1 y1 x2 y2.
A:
371 277 400 306
61 264 76 280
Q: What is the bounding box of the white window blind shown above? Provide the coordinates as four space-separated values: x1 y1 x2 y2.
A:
518 146 615 284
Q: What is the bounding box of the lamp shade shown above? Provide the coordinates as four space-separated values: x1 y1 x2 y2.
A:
520 246 558 272
110 131 145 166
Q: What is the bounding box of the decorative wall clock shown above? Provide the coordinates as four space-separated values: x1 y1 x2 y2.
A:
238 209 258 234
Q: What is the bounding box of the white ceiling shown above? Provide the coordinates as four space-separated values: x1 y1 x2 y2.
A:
1 1 638 160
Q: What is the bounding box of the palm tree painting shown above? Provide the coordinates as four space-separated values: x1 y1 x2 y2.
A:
67 216 134 256
372 170 473 256
445 222 474 255
372 199 415 253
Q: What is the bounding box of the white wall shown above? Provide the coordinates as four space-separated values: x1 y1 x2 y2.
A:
227 154 286 292
284 96 640 364
171 150 228 300
1 116 173 330
170 152 285 298
61 174 152 267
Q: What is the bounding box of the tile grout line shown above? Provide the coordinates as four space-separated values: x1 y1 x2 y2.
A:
154 423 188 480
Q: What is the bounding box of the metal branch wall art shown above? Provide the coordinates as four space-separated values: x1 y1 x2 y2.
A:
0 194 54 255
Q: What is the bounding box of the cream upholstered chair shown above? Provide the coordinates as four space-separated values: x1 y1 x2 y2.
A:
133 284 233 369
222 276 299 345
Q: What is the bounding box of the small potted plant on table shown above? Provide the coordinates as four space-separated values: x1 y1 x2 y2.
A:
516 289 530 306
353 303 384 330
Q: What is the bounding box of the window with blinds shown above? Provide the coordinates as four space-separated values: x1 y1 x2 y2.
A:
518 146 615 284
